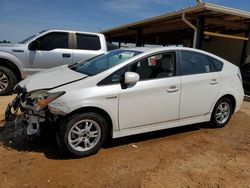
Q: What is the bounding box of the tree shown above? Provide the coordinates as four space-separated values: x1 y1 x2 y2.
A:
0 40 11 43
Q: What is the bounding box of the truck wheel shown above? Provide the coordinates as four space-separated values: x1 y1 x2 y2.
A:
0 66 18 96
56 112 109 158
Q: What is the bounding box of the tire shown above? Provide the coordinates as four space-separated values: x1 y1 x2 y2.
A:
0 66 18 96
56 112 109 158
211 98 233 128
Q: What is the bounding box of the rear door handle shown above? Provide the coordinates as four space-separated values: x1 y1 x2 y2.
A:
62 53 71 58
210 78 218 85
167 85 178 93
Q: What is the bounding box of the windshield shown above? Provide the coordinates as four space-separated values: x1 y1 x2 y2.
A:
70 49 142 76
19 30 48 44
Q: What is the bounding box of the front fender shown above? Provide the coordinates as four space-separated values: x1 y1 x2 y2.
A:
0 51 25 78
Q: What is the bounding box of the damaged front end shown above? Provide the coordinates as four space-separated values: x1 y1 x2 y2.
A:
5 85 65 136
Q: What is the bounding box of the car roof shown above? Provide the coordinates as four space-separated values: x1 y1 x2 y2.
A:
121 46 207 54
118 46 229 64
43 29 104 36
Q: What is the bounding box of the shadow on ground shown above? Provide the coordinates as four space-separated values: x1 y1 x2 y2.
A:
0 118 214 160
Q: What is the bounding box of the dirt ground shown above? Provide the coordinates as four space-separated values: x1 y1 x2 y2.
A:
0 96 250 188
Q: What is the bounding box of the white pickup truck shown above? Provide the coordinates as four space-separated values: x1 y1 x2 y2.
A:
0 29 114 95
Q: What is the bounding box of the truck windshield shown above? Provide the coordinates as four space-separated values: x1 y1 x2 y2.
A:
70 49 141 76
19 30 48 44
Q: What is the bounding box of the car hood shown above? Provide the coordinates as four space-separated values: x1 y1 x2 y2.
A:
0 43 24 49
18 65 88 92
0 43 25 53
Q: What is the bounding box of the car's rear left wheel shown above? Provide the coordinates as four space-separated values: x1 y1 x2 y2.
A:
56 112 109 158
211 98 233 128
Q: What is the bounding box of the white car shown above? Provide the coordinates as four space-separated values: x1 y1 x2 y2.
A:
6 47 244 157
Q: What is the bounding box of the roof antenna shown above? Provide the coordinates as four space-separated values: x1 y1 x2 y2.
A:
196 0 203 4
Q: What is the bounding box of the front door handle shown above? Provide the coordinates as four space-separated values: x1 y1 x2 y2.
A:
167 85 178 93
210 78 218 85
62 53 71 58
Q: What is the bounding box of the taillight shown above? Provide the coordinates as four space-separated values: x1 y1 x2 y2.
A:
237 68 242 83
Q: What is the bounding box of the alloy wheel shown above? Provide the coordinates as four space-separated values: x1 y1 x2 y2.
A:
215 101 231 124
68 119 101 152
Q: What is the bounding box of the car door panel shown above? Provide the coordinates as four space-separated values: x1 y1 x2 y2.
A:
28 48 73 70
118 77 181 130
179 49 222 119
27 32 72 74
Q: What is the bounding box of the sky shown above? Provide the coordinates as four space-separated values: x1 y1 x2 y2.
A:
0 0 250 42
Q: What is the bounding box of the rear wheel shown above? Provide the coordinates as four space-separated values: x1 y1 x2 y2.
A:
211 98 233 128
0 66 18 96
57 112 109 158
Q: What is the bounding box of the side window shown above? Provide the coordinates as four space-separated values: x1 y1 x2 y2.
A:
76 34 101 50
180 51 212 75
210 58 223 71
131 52 175 80
37 32 68 51
98 66 128 86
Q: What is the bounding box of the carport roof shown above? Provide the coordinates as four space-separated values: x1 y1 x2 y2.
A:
102 3 250 41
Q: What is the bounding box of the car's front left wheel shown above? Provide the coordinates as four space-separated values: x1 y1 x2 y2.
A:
57 112 109 157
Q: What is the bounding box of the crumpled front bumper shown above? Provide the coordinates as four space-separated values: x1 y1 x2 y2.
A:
5 94 21 122
5 94 46 136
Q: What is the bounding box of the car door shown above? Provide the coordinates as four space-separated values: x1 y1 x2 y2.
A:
27 32 72 75
179 50 222 119
118 52 181 130
72 33 104 63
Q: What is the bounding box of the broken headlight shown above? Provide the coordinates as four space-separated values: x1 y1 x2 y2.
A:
30 90 65 111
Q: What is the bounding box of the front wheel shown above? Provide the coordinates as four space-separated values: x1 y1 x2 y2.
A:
211 98 233 128
56 112 109 157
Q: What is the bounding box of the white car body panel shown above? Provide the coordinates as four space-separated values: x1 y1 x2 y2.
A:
180 72 221 119
118 77 180 129
19 65 87 92
113 113 211 138
49 82 120 131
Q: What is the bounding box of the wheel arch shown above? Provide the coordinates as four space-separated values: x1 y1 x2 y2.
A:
0 58 22 81
213 94 236 114
68 106 113 137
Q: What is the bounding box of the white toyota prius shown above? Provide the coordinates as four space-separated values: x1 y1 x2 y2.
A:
6 47 244 157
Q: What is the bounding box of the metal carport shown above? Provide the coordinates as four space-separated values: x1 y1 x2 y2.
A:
102 3 250 66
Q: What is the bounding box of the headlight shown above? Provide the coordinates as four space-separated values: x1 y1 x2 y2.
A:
32 91 65 111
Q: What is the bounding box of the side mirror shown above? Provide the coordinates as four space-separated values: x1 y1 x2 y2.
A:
124 72 140 85
29 40 40 51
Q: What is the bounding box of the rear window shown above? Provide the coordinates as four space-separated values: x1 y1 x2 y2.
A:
210 57 223 71
76 34 101 51
180 51 212 75
180 50 223 75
